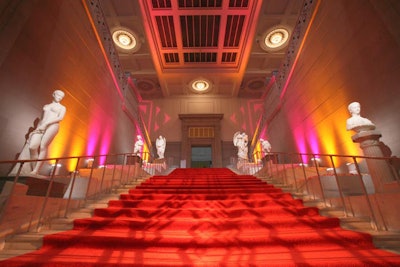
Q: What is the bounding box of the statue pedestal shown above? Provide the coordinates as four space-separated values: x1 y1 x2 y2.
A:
351 130 395 192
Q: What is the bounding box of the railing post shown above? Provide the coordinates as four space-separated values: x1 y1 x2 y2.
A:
329 156 349 217
98 155 108 197
312 154 326 204
36 159 59 232
110 162 117 193
64 157 81 218
84 156 97 204
125 154 133 183
0 162 25 223
352 157 382 231
299 153 310 196
289 153 299 192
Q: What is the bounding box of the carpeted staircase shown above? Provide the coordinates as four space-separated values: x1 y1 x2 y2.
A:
2 168 400 266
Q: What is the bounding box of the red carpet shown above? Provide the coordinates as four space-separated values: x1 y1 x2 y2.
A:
2 168 400 266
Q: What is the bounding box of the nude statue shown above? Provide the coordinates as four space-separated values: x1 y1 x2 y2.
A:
156 135 166 159
133 135 144 155
260 138 272 155
346 102 375 132
29 90 67 175
233 131 248 160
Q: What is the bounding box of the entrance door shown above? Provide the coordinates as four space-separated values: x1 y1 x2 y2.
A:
179 114 223 168
191 146 212 168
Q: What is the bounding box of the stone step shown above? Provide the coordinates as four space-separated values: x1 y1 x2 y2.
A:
339 217 375 231
0 249 37 261
0 174 149 261
3 230 59 250
49 217 75 230
318 207 346 218
373 233 400 254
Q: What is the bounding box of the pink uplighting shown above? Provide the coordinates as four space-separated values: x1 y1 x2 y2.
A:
138 101 173 137
139 105 147 114
99 122 113 165
154 122 159 132
308 129 320 155
163 113 171 124
86 108 114 165
87 117 101 156
294 126 308 163
230 113 237 124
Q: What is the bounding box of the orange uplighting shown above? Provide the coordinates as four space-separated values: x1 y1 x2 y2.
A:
47 115 86 172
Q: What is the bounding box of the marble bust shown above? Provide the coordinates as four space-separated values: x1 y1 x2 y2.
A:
346 102 375 133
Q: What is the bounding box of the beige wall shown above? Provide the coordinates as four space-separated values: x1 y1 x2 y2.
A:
266 0 400 160
0 0 138 173
142 96 263 142
141 96 263 166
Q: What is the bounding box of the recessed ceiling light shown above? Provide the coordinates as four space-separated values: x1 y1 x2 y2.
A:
112 28 140 52
190 78 212 93
260 26 290 52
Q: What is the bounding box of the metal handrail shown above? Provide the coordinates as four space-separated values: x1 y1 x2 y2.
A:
236 151 400 232
0 152 148 236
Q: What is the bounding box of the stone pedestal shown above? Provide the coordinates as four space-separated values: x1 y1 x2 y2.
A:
351 130 395 192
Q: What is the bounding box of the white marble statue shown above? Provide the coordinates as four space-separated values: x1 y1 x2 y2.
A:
156 135 166 159
133 135 144 155
9 90 67 176
346 102 375 132
233 131 248 160
260 138 272 156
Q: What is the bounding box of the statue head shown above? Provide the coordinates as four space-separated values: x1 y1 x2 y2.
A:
348 102 360 116
53 90 65 102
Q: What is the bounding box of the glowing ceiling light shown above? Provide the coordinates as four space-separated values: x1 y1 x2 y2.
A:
118 33 132 46
190 78 212 93
260 26 290 52
112 28 140 52
269 32 284 45
194 81 207 91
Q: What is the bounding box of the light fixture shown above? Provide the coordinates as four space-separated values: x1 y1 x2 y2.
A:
112 28 140 52
260 26 290 52
87 158 94 168
310 157 321 167
190 78 212 93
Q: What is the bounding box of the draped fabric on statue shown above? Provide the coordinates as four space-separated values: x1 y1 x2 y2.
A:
8 142 33 176
3 168 400 266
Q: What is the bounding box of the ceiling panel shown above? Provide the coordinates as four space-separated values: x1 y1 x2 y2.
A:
99 0 304 100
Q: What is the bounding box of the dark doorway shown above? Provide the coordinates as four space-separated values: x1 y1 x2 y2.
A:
191 146 212 168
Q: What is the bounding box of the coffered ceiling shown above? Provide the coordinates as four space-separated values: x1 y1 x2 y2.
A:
100 0 304 100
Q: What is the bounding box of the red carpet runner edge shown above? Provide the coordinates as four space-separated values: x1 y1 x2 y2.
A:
2 168 400 266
